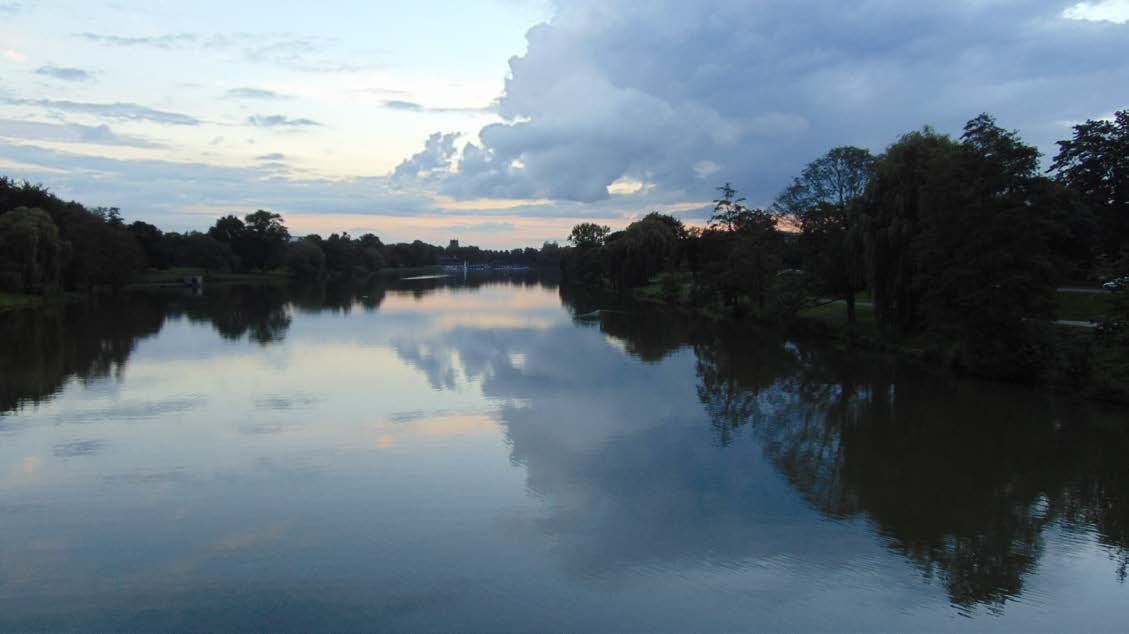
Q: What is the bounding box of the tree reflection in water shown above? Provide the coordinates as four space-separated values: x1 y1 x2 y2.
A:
690 324 1129 609
2 275 1125 615
0 273 552 415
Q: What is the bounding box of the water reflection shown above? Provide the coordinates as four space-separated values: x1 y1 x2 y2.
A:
0 273 556 416
390 294 1129 611
0 273 1126 627
695 333 1129 608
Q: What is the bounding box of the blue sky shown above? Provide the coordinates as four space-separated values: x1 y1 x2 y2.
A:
1 0 1127 247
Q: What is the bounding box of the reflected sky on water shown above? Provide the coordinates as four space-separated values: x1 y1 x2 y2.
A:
1 274 1127 631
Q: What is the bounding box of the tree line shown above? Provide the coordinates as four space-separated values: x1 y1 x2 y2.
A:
0 178 566 292
561 111 1129 389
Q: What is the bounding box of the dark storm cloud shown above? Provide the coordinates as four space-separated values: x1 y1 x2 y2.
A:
403 0 1129 206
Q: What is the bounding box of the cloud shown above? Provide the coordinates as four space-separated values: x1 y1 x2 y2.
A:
75 32 199 49
2 49 27 63
6 98 200 125
35 65 95 82
246 114 321 128
243 37 320 66
0 119 164 148
225 87 288 99
75 31 380 73
384 100 424 112
1064 0 1129 23
241 35 383 73
255 153 287 161
0 140 665 248
0 140 435 223
382 99 494 114
406 0 1129 206
392 132 459 182
0 2 19 14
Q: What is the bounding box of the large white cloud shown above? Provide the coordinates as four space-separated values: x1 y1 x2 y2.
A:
407 0 1129 205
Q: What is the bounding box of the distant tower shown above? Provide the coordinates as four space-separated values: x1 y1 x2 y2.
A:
449 239 459 249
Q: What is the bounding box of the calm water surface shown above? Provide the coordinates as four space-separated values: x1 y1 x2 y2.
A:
1 275 1127 631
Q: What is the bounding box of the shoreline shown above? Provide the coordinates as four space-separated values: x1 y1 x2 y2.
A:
625 280 1129 406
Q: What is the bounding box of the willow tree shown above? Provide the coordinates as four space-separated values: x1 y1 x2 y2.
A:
0 206 69 294
862 118 1062 377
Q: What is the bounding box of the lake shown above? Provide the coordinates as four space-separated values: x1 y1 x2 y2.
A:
1 274 1126 631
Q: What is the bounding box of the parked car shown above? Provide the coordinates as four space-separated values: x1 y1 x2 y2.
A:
1103 276 1129 292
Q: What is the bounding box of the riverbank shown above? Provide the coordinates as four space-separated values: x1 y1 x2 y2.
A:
0 292 41 313
631 278 1129 404
126 267 292 289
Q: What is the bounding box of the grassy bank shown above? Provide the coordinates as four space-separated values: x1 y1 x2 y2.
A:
0 292 41 313
128 267 291 288
1055 291 1115 322
795 293 1128 403
631 276 1128 404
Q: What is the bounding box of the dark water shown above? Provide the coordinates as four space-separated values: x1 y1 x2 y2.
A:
1 274 1127 631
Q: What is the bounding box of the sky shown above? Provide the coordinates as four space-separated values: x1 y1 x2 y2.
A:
0 0 1127 248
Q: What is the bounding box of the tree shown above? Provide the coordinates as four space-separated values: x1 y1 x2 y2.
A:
0 207 68 293
168 232 237 272
606 212 686 290
128 220 167 269
775 147 875 324
568 222 611 249
285 238 327 279
697 184 784 312
961 113 1040 192
774 146 875 216
799 202 864 323
862 118 1062 377
709 182 748 231
1050 109 1129 257
91 206 125 228
862 128 956 335
208 215 246 244
240 210 290 271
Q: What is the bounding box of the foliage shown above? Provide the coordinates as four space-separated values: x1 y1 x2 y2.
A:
860 118 1061 356
775 146 874 324
605 212 686 290
285 238 328 279
774 146 875 215
1051 109 1129 256
1 177 144 292
0 207 68 293
568 222 611 249
697 189 784 313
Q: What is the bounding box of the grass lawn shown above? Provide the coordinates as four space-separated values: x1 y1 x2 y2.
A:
1055 291 1116 322
798 300 880 337
133 268 290 287
0 291 42 312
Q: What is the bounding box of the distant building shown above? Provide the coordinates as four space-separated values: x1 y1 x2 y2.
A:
448 239 460 249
